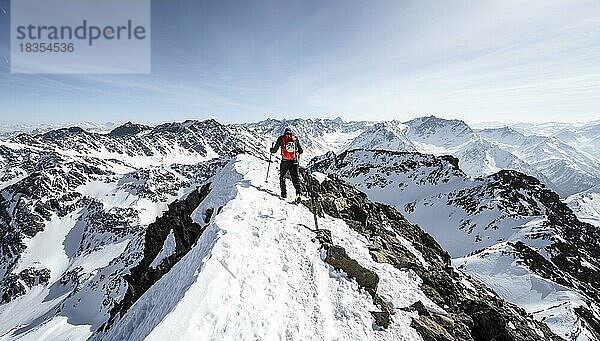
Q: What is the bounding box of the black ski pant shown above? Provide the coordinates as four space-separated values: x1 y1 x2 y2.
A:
279 160 301 196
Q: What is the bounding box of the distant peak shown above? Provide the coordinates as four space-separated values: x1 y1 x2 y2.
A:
405 115 470 132
480 126 513 133
41 126 86 139
109 121 150 137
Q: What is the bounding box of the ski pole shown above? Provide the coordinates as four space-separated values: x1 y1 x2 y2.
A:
307 164 319 229
266 143 274 183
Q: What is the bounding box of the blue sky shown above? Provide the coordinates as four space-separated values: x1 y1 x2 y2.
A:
0 0 599 124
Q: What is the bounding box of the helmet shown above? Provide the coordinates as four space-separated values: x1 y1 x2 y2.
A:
284 127 292 134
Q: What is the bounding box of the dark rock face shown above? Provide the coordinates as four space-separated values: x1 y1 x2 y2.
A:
41 126 86 140
1 268 51 303
103 183 213 329
0 199 24 276
109 122 150 137
411 315 456 341
325 245 379 293
301 171 559 340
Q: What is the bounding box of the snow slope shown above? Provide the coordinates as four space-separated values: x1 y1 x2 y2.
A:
454 244 594 341
100 155 431 340
566 187 600 227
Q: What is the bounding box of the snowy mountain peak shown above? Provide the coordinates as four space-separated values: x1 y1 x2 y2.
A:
405 115 473 136
348 121 416 152
403 116 478 154
41 126 87 140
478 125 522 136
109 122 151 137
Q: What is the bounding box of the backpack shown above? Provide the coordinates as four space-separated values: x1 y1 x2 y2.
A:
281 133 297 161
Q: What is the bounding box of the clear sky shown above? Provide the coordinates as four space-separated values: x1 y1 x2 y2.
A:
0 0 599 125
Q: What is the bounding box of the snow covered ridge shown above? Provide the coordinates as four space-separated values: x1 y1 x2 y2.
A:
98 155 555 340
1 124 555 341
312 149 600 340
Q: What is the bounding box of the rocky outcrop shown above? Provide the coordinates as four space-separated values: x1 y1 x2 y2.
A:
301 170 560 340
109 122 150 137
1 268 51 303
103 183 213 330
308 227 393 328
325 246 379 293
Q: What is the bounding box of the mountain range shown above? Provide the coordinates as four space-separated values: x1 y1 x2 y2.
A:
0 116 598 340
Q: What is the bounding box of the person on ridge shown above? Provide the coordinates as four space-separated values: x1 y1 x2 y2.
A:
270 127 303 203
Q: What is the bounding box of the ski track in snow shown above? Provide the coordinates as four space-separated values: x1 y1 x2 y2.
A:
102 155 425 341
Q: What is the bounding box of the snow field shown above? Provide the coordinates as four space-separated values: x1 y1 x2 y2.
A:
566 191 600 227
454 244 593 340
13 213 82 282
